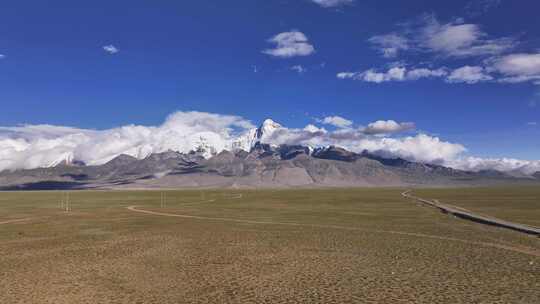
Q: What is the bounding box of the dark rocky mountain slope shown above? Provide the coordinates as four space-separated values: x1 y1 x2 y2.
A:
0 144 536 190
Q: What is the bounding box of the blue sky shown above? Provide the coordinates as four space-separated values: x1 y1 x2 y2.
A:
0 0 539 161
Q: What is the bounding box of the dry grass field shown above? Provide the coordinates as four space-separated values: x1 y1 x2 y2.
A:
0 188 539 303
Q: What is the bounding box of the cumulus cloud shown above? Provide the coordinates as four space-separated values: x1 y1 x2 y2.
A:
350 15 531 86
446 65 493 83
310 0 354 8
490 53 540 75
103 45 119 54
0 111 254 171
255 123 465 165
488 53 540 84
497 75 540 84
339 58 540 85
320 116 353 128
337 66 448 83
368 15 514 58
361 67 407 83
338 65 504 85
450 157 540 175
419 15 515 57
362 120 416 135
368 33 409 58
262 31 315 58
337 72 357 79
304 124 327 133
406 67 448 80
354 134 467 165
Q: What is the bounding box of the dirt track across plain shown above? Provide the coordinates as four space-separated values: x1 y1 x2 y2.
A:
0 218 32 225
126 205 540 257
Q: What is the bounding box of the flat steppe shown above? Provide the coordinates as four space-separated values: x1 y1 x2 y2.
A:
0 187 539 303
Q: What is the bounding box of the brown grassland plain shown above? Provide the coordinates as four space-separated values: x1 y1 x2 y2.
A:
0 187 539 303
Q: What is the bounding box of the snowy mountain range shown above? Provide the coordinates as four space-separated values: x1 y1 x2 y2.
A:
1 139 538 190
55 118 286 165
1 116 539 178
0 118 539 190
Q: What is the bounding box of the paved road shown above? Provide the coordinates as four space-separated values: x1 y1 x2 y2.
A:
402 190 540 236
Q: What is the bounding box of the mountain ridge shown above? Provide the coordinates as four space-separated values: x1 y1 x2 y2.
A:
9 118 539 179
1 119 538 190
0 142 537 190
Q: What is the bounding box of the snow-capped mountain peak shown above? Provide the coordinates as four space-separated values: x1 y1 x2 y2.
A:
232 118 283 151
193 135 218 158
256 118 282 140
42 118 285 168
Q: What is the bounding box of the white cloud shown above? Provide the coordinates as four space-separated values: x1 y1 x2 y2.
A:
353 134 467 165
337 72 357 79
360 67 407 83
446 65 493 84
418 15 515 57
0 54 5 59
362 120 415 135
368 33 409 58
489 53 540 84
348 17 536 86
338 66 448 83
0 111 254 171
450 157 540 175
339 56 540 86
528 122 537 126
262 31 315 58
497 75 540 84
291 65 306 74
251 119 539 176
424 22 479 53
103 45 119 54
369 15 515 58
320 116 353 128
304 124 327 133
339 65 509 85
406 68 448 80
257 125 465 165
492 53 540 75
310 0 354 8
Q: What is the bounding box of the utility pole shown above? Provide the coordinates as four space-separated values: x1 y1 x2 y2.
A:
61 191 70 212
